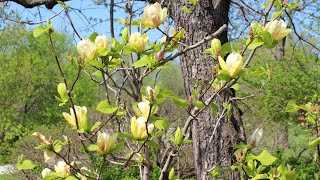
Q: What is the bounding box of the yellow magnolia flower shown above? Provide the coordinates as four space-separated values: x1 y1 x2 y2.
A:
131 116 154 140
77 39 97 60
96 132 117 155
32 132 50 145
44 149 56 163
41 168 52 179
54 161 70 177
62 105 91 133
265 19 292 41
146 86 155 100
129 32 148 53
138 101 151 118
141 2 167 28
218 53 243 78
95 35 108 50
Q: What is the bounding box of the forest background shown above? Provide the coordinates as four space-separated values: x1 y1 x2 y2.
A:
0 0 319 179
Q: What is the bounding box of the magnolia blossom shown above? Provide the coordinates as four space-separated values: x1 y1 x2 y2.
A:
96 132 117 155
62 105 91 133
95 35 108 50
129 32 148 53
265 19 292 41
54 161 70 177
141 2 167 28
146 86 155 100
77 39 96 60
32 132 50 145
138 101 151 119
41 168 52 179
219 53 243 78
131 116 154 140
249 127 263 146
44 149 56 163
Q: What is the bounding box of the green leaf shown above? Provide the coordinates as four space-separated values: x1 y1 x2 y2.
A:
87 59 104 68
33 26 46 38
288 3 300 10
210 103 218 117
118 133 134 139
252 173 269 180
65 176 78 180
254 150 277 165
88 144 97 151
308 137 320 148
133 55 157 68
172 97 188 109
111 142 125 154
146 140 160 149
91 121 102 132
154 119 169 130
96 100 118 114
248 41 264 50
285 100 300 113
189 0 199 5
88 32 98 42
182 6 191 13
221 42 232 57
217 70 232 82
17 160 36 170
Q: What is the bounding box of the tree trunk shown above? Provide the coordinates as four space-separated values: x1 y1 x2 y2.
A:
169 1 246 179
275 37 286 60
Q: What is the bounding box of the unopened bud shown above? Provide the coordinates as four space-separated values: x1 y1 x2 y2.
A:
249 127 263 147
156 50 165 61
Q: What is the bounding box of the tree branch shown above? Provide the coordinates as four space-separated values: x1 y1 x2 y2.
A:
0 0 69 9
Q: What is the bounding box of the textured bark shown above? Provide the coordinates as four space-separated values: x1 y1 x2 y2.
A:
168 0 246 179
275 37 286 60
0 0 69 9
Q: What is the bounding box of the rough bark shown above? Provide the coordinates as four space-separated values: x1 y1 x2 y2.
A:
275 37 286 60
168 0 246 179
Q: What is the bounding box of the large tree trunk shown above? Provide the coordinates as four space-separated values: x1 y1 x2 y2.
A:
169 1 246 179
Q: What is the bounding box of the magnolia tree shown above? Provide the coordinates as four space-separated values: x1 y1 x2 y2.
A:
14 1 298 179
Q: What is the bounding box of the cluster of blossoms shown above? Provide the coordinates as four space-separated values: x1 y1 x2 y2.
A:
131 101 154 140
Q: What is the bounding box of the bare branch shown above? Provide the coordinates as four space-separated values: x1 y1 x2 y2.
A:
0 0 69 9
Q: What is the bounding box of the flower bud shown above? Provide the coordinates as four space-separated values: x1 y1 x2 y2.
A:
169 168 175 180
94 35 108 50
96 132 117 155
41 168 52 179
156 50 165 61
62 105 92 133
249 127 263 147
141 2 167 28
77 39 97 60
131 116 154 140
174 127 183 146
57 83 68 102
129 32 148 53
146 86 155 100
32 132 50 145
219 53 243 78
265 19 292 41
210 38 221 59
54 161 70 177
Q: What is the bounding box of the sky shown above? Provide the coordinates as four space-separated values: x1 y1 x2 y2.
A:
6 0 164 43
